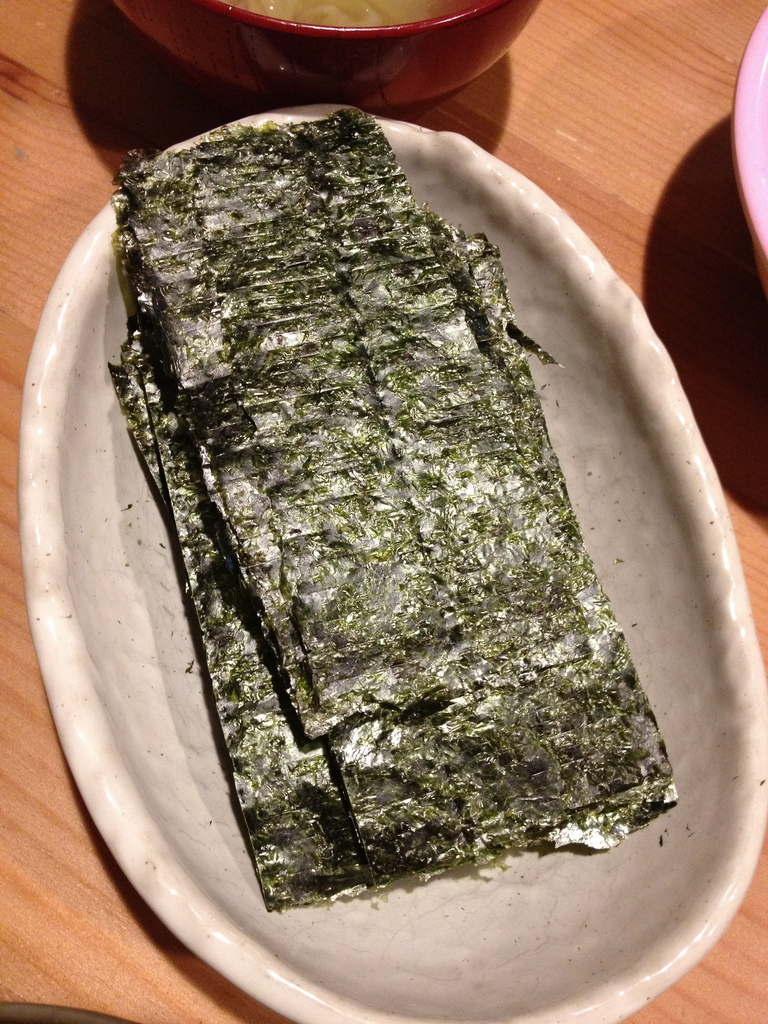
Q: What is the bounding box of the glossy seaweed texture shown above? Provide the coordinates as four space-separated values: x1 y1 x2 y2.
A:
111 109 675 907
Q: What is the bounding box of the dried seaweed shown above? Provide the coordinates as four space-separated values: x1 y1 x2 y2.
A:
111 329 372 909
111 108 675 907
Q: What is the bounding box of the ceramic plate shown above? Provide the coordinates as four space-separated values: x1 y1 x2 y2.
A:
19 107 768 1024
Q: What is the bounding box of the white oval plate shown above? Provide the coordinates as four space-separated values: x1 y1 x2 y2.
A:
19 107 768 1024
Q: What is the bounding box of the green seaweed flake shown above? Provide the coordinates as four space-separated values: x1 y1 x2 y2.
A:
111 330 372 909
111 107 675 905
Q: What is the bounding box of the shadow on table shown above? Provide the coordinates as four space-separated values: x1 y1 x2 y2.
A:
643 116 768 513
65 0 230 172
64 0 510 169
416 54 512 151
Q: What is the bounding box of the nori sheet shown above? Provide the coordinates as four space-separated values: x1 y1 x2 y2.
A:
111 329 372 909
110 107 676 904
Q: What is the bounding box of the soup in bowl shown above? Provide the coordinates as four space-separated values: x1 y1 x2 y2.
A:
112 0 541 113
231 0 479 27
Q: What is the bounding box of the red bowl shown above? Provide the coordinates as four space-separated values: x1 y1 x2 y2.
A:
112 0 541 114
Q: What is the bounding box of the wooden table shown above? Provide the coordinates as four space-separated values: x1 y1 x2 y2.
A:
2 1 767 1021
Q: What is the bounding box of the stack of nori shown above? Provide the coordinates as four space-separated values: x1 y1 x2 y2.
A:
110 108 676 911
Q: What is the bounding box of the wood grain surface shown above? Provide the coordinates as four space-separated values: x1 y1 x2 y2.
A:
2 1 767 1022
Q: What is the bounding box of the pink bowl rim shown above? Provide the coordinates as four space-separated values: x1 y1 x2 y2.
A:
188 0 524 36
734 4 768 258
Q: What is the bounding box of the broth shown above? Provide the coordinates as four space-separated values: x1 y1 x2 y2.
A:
231 0 472 27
